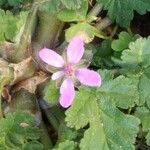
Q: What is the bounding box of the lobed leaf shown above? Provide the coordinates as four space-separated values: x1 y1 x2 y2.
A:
0 9 28 44
43 80 59 105
111 32 139 52
97 0 150 27
65 22 105 42
135 106 150 146
66 83 140 150
57 1 88 22
0 112 43 149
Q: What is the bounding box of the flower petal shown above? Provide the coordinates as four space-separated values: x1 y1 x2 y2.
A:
51 71 64 80
67 36 84 64
59 79 75 108
39 48 64 67
75 68 101 86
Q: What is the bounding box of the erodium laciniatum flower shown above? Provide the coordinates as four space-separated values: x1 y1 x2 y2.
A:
39 36 101 108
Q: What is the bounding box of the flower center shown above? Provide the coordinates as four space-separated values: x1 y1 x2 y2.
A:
64 64 74 76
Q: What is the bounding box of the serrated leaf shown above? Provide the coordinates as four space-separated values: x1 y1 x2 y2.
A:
121 37 150 69
0 9 28 43
0 0 6 6
66 85 140 150
62 0 84 10
111 32 139 51
135 106 150 146
65 22 105 42
39 0 61 12
57 1 88 22
92 40 113 67
138 74 150 105
98 71 139 109
0 112 43 149
43 80 59 105
53 140 76 150
57 123 77 142
7 0 22 6
144 66 150 79
39 0 85 12
5 132 23 148
23 141 44 150
65 87 92 129
97 0 150 27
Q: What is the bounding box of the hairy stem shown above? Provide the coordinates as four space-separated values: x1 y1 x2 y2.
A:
40 121 53 149
11 5 38 62
43 106 65 131
95 17 112 30
34 12 64 48
88 3 103 17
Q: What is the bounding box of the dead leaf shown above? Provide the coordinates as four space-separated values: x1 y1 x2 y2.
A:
1 87 11 102
12 71 48 94
9 57 36 85
0 58 10 77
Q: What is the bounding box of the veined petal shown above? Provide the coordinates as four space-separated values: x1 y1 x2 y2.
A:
39 48 64 67
67 36 84 64
51 71 64 80
75 68 101 86
59 79 75 108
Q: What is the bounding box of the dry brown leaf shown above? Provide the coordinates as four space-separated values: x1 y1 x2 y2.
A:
0 58 10 77
1 87 11 102
0 42 15 60
12 71 48 94
9 57 36 85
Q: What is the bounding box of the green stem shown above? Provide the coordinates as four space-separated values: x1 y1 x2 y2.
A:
127 27 133 36
110 25 118 38
95 17 112 30
34 12 64 48
0 98 3 118
40 121 53 150
11 5 38 62
43 106 65 131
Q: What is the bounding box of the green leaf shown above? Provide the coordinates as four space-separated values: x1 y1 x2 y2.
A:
5 132 24 148
98 71 139 109
57 123 77 143
53 140 76 150
144 66 150 79
57 1 88 22
97 0 150 27
65 87 92 129
0 0 6 6
23 141 44 150
0 112 43 149
0 9 28 43
66 85 140 150
39 0 86 12
135 106 150 146
39 0 61 12
92 40 113 67
65 22 105 42
111 32 139 51
7 0 22 6
62 0 84 10
138 74 150 106
43 80 59 105
121 37 150 69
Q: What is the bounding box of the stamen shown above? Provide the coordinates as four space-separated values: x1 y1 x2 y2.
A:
64 64 74 76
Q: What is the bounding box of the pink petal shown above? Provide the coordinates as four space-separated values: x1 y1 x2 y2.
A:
59 79 75 108
51 71 64 80
67 36 84 64
75 68 101 86
39 48 64 67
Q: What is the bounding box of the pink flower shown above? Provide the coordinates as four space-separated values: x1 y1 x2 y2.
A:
39 36 101 108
